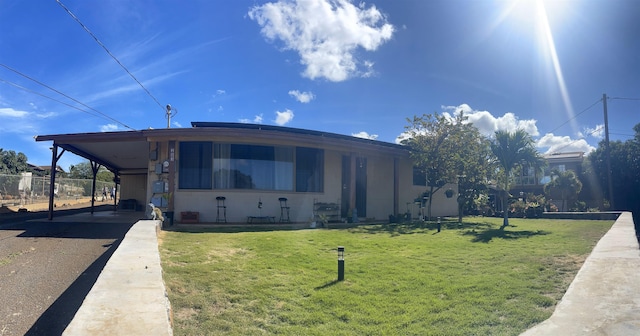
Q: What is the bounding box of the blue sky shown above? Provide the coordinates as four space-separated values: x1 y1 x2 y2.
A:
1 0 639 170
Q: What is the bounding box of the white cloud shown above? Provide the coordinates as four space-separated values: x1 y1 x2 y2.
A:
100 124 119 132
35 112 57 119
274 109 294 126
248 0 394 82
288 90 315 103
584 124 604 139
537 133 595 154
239 114 264 124
173 121 183 128
441 104 540 137
352 131 378 140
0 107 29 118
215 89 226 96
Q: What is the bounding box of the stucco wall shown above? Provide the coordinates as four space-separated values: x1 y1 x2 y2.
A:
120 174 147 208
145 138 458 224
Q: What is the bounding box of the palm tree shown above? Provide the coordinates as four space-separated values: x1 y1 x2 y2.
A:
491 129 542 228
544 169 583 211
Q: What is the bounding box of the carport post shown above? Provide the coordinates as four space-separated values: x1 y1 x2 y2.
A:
90 161 101 215
47 145 58 220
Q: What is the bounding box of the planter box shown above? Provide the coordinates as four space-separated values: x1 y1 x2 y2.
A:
180 211 200 224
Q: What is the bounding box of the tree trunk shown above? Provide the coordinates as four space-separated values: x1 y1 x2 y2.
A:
501 174 509 229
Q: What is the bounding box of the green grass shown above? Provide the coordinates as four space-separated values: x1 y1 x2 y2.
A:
159 217 613 335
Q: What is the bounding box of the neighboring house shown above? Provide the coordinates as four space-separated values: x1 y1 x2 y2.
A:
35 122 458 223
28 163 66 177
511 151 584 197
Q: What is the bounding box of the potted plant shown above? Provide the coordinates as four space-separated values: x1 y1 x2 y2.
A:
445 189 454 198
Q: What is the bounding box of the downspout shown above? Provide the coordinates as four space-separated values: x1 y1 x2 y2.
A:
350 153 356 219
393 158 399 218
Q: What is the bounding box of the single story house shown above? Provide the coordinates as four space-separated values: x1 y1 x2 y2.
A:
35 122 458 223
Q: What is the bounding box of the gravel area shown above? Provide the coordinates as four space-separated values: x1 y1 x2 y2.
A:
0 208 137 335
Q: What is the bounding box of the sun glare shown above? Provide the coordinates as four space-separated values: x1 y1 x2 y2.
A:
499 0 577 133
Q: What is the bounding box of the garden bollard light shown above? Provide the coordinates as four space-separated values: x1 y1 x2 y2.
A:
338 246 344 281
437 217 441 232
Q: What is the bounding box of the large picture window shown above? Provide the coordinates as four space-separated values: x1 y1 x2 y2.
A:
179 142 212 189
296 147 323 192
214 144 293 190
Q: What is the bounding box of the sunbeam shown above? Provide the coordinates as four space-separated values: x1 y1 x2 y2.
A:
535 1 577 134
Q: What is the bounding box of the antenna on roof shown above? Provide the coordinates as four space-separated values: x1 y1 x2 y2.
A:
166 104 177 128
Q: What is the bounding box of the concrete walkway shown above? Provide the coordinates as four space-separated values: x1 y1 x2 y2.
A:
522 212 640 335
63 220 172 336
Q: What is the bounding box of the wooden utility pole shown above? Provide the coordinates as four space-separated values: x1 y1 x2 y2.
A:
603 93 614 209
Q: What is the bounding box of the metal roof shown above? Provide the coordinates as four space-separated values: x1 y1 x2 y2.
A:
35 123 408 174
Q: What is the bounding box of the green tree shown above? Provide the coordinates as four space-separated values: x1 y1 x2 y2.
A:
588 123 640 213
403 112 491 220
68 161 114 182
0 149 28 174
544 169 583 212
490 129 543 228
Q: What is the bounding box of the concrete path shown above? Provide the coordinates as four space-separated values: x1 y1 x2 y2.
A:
522 212 640 335
63 220 172 336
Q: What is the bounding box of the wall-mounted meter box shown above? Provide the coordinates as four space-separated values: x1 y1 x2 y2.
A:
151 196 167 207
155 163 163 174
153 181 166 193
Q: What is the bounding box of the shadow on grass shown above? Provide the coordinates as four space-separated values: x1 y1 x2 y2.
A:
462 228 551 243
347 220 493 236
314 279 341 290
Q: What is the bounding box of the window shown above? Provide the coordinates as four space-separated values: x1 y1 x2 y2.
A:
296 147 324 192
179 142 212 189
214 144 293 190
413 167 426 186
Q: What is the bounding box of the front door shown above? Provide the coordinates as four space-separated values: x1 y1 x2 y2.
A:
341 155 367 218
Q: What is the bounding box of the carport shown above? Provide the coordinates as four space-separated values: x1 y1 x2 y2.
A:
35 130 149 219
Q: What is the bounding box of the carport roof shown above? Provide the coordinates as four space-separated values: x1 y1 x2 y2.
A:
35 122 408 174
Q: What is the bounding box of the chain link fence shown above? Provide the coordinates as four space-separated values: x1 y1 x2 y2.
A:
0 173 115 207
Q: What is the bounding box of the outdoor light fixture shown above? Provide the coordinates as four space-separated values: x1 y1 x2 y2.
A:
437 217 441 233
337 246 345 281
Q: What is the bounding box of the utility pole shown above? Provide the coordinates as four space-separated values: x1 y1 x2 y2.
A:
603 93 614 209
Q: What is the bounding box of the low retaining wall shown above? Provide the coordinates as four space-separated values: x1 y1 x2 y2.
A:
63 220 173 335
540 211 622 220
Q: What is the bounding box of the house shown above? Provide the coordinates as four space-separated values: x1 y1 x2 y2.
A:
35 122 458 223
27 163 66 177
511 151 584 196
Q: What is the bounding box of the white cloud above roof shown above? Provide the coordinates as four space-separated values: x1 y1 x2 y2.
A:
537 133 595 154
100 123 119 132
288 90 315 103
352 131 378 140
249 0 394 82
274 109 294 126
239 114 264 124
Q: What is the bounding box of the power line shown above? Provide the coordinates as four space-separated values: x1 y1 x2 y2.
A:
550 124 604 153
610 97 640 101
0 63 134 130
56 0 165 113
0 77 133 129
547 98 602 135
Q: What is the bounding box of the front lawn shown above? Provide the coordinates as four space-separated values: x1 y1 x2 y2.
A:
159 217 612 335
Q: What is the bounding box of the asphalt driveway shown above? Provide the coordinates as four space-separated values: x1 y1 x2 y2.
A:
0 211 138 335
